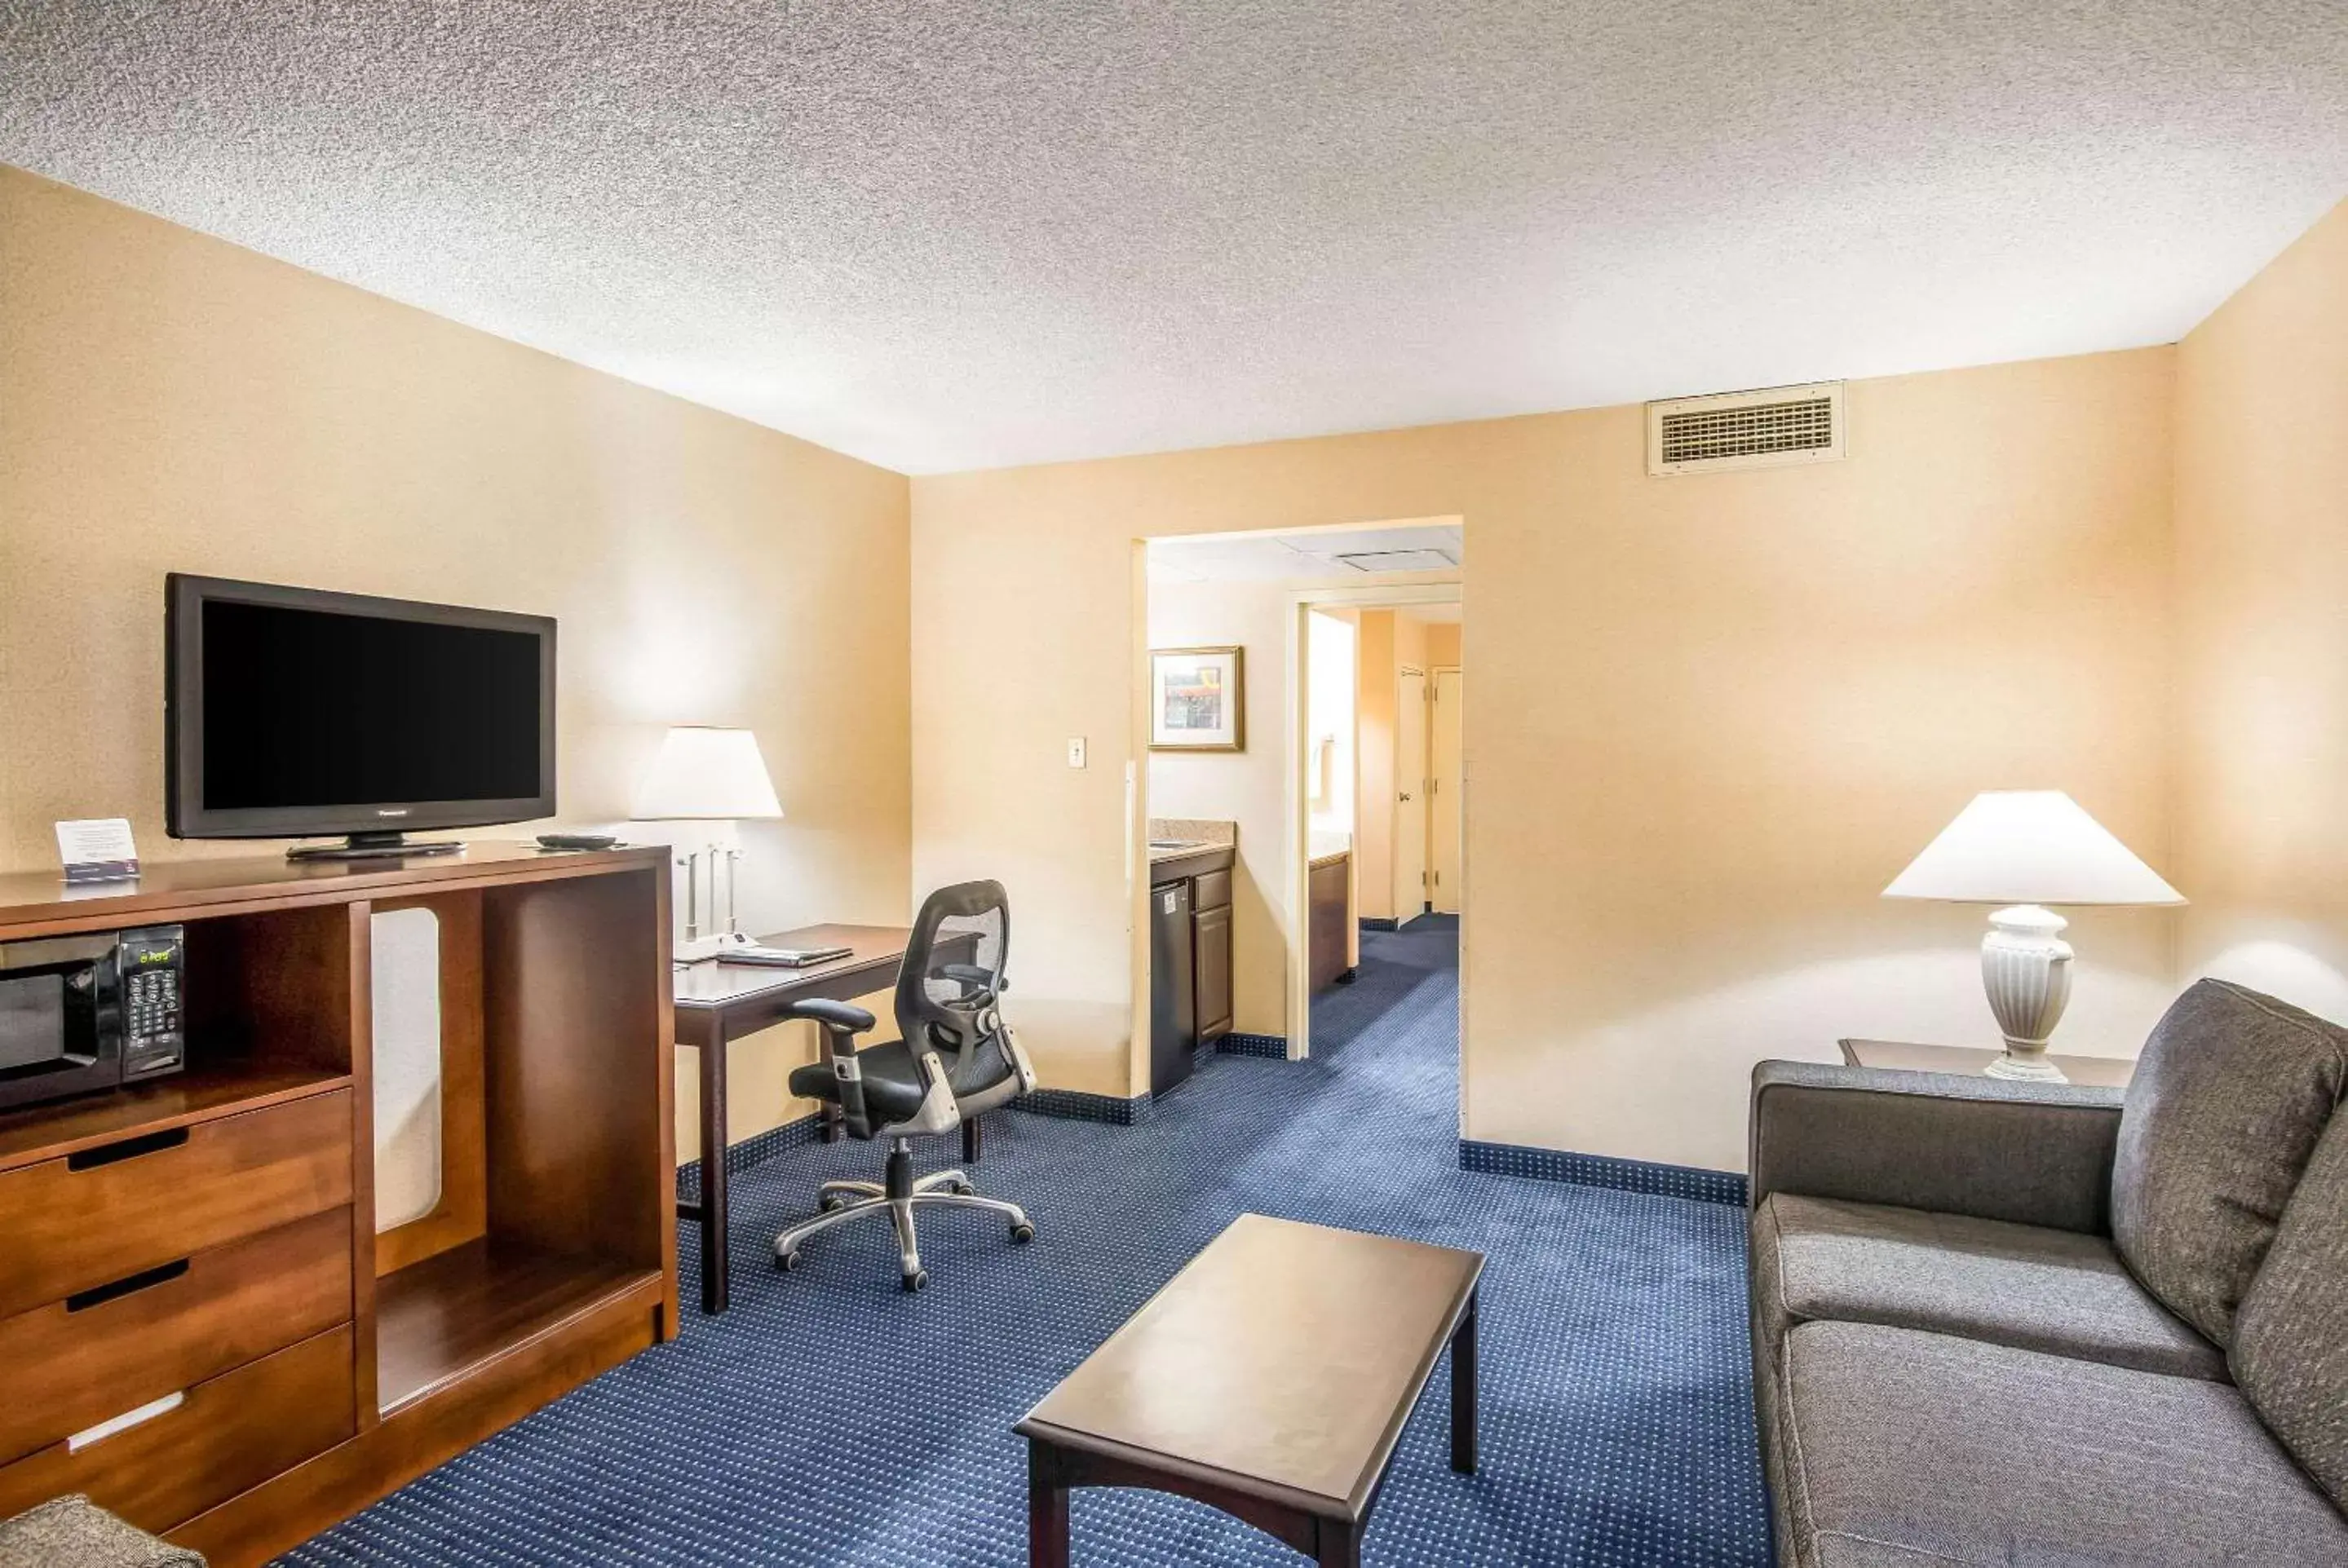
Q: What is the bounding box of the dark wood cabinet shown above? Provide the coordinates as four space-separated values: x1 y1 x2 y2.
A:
1309 854 1351 993
1151 842 1236 1053
0 845 674 1566
1193 902 1232 1043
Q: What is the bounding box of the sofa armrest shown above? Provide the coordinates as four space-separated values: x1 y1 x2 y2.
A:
1749 1061 2125 1235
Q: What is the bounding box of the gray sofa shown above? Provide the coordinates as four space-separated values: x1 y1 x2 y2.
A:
1748 978 2348 1566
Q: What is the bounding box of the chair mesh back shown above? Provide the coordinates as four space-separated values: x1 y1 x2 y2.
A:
895 881 1011 1071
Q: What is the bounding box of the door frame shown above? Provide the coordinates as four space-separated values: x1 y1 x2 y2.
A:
1392 664 1430 927
1429 665 1463 916
1282 581 1462 1061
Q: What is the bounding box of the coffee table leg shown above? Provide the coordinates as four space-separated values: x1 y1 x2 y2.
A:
1316 1519 1362 1567
1028 1438 1070 1568
1451 1285 1479 1474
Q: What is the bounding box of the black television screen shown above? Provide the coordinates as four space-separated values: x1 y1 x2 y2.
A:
166 576 556 843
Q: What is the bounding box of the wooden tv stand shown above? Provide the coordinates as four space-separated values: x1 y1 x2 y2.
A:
0 844 675 1565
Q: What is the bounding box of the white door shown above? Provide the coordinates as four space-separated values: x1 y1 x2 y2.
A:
1393 669 1428 923
1431 668 1463 915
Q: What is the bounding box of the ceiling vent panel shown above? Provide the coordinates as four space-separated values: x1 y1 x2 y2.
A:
1332 549 1457 573
1647 381 1845 476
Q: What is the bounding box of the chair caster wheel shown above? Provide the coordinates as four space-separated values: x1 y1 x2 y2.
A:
901 1268 929 1293
776 1248 804 1273
947 1177 974 1195
820 1195 847 1212
1010 1221 1037 1244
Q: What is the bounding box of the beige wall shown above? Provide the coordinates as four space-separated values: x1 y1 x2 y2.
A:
0 166 916 1161
1425 621 1461 669
1146 576 1294 1037
914 347 2181 1168
2173 201 2348 1024
1355 611 1400 922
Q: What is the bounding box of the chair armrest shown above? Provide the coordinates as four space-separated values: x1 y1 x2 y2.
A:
938 963 1000 997
1749 1061 2124 1235
788 999 878 1134
786 998 878 1034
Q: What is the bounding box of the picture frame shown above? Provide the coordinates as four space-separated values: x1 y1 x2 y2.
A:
1150 646 1245 751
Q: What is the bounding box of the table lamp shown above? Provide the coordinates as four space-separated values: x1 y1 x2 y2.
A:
631 726 784 961
1883 790 2183 1081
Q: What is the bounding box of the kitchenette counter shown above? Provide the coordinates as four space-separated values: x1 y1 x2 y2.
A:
1148 817 1237 882
1149 841 1235 881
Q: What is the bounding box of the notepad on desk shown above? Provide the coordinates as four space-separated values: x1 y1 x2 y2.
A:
718 944 854 968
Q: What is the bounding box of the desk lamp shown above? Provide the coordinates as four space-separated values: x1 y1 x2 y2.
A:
631 726 784 962
1884 791 2183 1081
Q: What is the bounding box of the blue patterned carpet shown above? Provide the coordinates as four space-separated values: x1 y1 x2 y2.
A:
285 916 1769 1566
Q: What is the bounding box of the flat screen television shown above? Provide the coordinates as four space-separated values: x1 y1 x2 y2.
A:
166 575 556 857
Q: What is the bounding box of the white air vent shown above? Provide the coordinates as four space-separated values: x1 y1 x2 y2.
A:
1647 381 1845 477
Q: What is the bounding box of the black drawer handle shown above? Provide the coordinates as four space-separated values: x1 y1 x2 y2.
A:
67 1126 189 1170
67 1258 190 1312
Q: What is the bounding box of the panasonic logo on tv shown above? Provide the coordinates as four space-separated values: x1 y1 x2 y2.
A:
376 808 410 818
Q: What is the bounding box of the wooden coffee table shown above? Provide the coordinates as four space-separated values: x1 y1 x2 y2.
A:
1017 1213 1484 1568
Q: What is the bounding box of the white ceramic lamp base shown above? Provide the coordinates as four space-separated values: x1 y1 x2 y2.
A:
674 930 754 965
1979 903 2074 1082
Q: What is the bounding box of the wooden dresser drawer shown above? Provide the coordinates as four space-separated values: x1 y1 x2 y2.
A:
0 1323 355 1535
0 1089 352 1319
1192 867 1233 912
0 1207 353 1464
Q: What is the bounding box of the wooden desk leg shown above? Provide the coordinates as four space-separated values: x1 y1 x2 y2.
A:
1028 1438 1070 1568
962 1115 983 1164
698 1019 730 1315
1451 1285 1479 1474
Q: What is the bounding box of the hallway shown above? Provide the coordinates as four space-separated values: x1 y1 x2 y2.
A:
1308 914 1461 1063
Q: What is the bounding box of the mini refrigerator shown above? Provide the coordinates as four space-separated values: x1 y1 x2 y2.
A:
1148 877 1196 1098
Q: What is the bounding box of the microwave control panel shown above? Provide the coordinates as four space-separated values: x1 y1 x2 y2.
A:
117 925 186 1080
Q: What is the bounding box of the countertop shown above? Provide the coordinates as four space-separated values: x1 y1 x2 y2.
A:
1148 841 1235 882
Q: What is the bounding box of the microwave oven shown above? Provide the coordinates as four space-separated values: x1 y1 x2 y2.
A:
0 925 186 1112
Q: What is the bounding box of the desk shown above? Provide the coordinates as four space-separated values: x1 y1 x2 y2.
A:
674 922 979 1314
1838 1038 2136 1089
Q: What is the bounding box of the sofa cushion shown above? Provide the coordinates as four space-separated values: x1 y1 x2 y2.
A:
2112 978 2348 1346
1753 1192 2226 1380
2234 1101 2348 1508
1778 1320 2348 1567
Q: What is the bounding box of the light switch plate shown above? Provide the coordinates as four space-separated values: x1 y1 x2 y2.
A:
1066 736 1087 768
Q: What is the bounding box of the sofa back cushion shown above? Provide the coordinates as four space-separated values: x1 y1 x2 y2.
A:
2233 1106 2348 1507
2111 979 2348 1346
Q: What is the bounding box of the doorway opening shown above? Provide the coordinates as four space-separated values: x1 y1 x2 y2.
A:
1135 521 1464 1109
1381 617 1463 926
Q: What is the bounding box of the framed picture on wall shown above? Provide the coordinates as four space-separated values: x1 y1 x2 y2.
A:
1150 646 1245 751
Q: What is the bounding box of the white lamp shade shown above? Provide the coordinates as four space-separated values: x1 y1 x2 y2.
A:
1883 791 2183 907
631 727 783 819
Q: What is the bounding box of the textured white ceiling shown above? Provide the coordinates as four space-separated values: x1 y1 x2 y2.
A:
3 2 2343 475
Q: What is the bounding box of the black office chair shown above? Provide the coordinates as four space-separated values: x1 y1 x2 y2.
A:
775 880 1039 1291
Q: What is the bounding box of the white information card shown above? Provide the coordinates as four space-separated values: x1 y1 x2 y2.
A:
55 817 139 884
